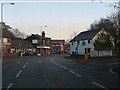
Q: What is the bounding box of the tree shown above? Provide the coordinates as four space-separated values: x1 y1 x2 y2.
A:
93 31 114 51
70 32 77 39
11 28 26 39
90 13 118 54
91 0 120 56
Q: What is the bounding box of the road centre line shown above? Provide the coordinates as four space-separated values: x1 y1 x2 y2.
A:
16 70 22 78
69 70 82 77
22 65 26 69
7 83 13 90
92 82 108 90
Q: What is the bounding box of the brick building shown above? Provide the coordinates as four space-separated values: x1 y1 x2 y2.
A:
25 31 51 55
0 22 17 57
51 40 65 54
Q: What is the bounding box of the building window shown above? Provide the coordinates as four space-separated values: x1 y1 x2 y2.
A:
7 39 10 43
77 41 79 45
88 48 90 53
85 48 87 53
43 40 45 45
32 40 38 44
8 49 10 53
72 42 73 45
88 40 90 44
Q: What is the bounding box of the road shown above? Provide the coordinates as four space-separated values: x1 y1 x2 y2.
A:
2 54 120 89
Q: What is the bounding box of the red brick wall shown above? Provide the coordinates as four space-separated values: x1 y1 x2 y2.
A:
3 52 17 57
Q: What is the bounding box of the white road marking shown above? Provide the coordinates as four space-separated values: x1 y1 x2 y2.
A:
23 65 26 69
69 70 82 77
16 70 22 78
59 65 67 69
51 58 82 77
109 68 118 75
92 82 108 89
50 59 59 65
7 83 13 90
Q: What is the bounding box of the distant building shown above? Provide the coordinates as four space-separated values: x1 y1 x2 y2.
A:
51 40 65 54
10 38 34 56
70 29 113 57
25 31 51 55
64 42 70 53
0 22 16 57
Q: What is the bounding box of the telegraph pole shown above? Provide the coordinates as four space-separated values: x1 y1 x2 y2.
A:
118 1 120 56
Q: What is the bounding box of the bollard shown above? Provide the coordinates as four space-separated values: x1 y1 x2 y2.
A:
84 53 88 61
21 53 23 57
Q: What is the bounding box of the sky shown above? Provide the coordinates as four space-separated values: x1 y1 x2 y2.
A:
0 0 119 40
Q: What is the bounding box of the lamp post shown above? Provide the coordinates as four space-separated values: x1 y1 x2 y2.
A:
0 2 15 60
117 1 120 56
1 3 14 23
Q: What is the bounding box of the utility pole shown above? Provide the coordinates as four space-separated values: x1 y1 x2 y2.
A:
118 1 120 56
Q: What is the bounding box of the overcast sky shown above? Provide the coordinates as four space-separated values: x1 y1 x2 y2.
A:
0 0 119 40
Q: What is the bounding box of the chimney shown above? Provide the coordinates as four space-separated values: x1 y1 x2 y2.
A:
42 31 45 38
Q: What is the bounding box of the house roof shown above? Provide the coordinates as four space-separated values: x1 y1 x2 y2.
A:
11 38 33 48
25 34 51 41
51 40 65 42
70 29 100 42
2 24 15 39
2 28 15 38
25 34 42 40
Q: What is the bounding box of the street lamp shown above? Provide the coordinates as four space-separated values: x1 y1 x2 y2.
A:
1 2 15 22
0 2 15 60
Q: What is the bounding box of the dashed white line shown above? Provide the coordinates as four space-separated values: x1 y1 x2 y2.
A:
92 82 107 89
22 65 26 69
69 70 82 77
7 83 13 90
16 70 22 78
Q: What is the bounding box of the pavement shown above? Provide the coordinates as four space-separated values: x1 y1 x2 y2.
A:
2 54 120 89
64 55 120 75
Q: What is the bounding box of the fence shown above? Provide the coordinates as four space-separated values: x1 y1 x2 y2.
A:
91 50 112 57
